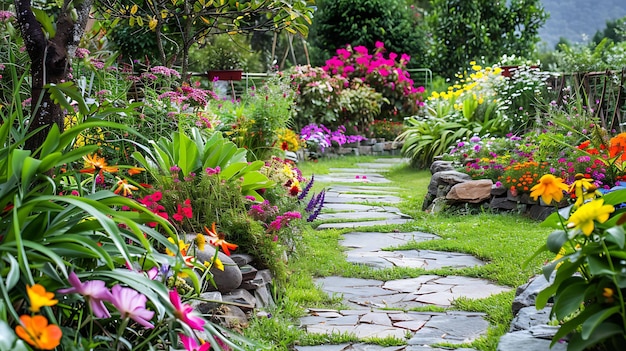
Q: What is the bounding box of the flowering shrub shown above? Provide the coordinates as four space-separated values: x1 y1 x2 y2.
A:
528 174 626 350
322 41 425 119
299 123 367 153
368 119 405 141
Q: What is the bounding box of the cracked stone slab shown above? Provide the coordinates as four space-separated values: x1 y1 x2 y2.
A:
324 193 402 204
318 211 408 221
407 313 489 345
329 185 402 193
341 232 440 252
316 218 413 230
295 344 407 351
346 250 485 270
323 203 402 213
316 174 392 184
356 163 403 169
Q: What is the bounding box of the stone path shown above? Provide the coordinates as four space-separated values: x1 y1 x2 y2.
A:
297 158 514 351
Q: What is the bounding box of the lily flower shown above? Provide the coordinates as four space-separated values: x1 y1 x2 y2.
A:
567 198 614 236
204 222 238 256
110 285 155 329
79 154 119 174
15 315 62 350
113 177 139 197
26 284 58 312
169 289 205 331
58 272 113 318
530 174 569 205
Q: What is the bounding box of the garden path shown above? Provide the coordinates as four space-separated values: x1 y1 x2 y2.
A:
295 158 512 351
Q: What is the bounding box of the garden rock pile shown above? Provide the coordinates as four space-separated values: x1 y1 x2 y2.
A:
423 161 556 220
191 249 277 329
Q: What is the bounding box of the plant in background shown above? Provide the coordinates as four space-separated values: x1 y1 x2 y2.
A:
528 177 626 350
276 128 301 152
322 41 425 120
369 119 405 141
299 123 367 154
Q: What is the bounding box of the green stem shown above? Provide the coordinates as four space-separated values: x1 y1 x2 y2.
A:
114 317 129 351
600 240 626 329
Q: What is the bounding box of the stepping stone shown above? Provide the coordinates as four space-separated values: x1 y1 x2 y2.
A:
329 185 402 192
323 193 402 204
346 250 485 270
341 232 440 252
318 211 408 221
295 345 407 351
356 163 401 169
316 174 391 184
408 311 489 346
316 218 412 230
323 204 401 212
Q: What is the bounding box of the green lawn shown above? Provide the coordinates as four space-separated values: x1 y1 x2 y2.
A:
244 156 553 351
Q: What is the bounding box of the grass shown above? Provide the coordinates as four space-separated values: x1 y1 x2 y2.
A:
243 155 553 351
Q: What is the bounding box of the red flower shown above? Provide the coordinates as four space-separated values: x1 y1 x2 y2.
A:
173 199 193 222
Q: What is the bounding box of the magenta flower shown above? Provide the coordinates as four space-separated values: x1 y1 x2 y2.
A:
205 166 221 175
180 334 211 351
110 285 155 329
169 290 205 331
58 272 113 318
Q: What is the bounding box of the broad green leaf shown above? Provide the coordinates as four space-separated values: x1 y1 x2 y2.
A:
38 124 60 156
588 255 616 276
605 226 626 249
21 156 41 186
567 322 623 351
546 230 567 253
32 8 56 38
581 306 621 340
4 254 20 290
553 277 586 320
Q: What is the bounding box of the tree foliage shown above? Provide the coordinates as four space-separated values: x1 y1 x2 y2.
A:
309 0 427 68
426 0 548 78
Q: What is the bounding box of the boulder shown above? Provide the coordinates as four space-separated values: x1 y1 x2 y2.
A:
427 171 472 196
194 243 243 294
446 179 493 203
430 160 456 174
490 196 517 210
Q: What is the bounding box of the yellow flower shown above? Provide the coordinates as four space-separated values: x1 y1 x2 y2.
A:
204 256 224 271
567 198 614 236
149 16 158 31
166 237 190 256
530 174 569 205
569 173 595 207
603 287 615 303
27 284 58 312
194 234 206 251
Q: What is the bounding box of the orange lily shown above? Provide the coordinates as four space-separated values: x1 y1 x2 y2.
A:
114 178 139 197
204 222 238 256
15 315 62 350
127 167 145 176
80 154 119 174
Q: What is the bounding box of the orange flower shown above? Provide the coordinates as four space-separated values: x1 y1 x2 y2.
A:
127 167 145 176
610 133 626 161
114 178 139 197
204 222 238 256
26 284 58 312
80 154 119 174
530 174 569 205
15 315 62 350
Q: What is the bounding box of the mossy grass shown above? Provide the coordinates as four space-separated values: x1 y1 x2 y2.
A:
244 156 552 351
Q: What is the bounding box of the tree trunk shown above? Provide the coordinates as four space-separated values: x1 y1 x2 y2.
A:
14 0 93 152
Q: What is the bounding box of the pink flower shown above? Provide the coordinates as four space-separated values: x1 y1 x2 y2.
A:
375 41 385 49
169 290 205 331
110 285 155 329
58 272 113 318
205 166 221 175
180 334 211 351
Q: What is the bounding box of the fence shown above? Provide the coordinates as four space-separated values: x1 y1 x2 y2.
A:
548 69 626 132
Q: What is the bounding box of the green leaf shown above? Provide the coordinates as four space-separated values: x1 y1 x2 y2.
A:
0 319 29 351
605 226 625 249
553 277 586 320
175 130 199 176
546 230 568 253
21 156 41 186
4 254 20 290
38 124 60 156
550 304 602 347
588 255 616 276
568 322 623 351
581 306 621 340
32 7 56 38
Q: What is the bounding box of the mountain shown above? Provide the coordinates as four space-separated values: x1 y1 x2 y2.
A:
538 0 626 49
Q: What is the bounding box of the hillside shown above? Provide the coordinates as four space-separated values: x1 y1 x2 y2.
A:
539 0 626 48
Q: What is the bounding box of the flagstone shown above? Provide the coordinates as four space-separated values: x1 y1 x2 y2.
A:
316 218 412 229
341 232 439 251
393 320 427 331
408 313 488 345
315 174 391 184
323 203 402 212
318 211 405 221
359 312 393 326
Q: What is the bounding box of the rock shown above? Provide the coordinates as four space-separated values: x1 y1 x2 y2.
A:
240 264 258 281
254 283 276 308
424 171 472 209
510 307 552 332
491 185 508 196
527 204 556 221
446 179 493 203
222 288 257 310
430 160 456 174
520 193 539 205
216 305 249 328
490 196 517 210
497 330 567 351
190 292 223 314
230 253 254 266
202 251 243 294
512 275 552 315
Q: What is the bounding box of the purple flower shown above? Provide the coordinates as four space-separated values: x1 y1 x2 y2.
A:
470 136 481 143
205 166 221 175
110 285 155 329
58 272 113 318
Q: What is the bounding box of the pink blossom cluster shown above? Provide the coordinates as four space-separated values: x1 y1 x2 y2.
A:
322 41 425 113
